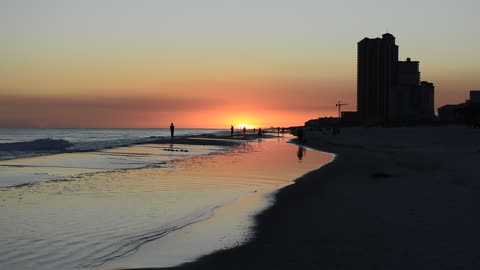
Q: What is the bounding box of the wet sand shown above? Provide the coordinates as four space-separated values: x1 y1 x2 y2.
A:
0 133 332 269
103 135 332 269
147 133 276 146
135 126 480 270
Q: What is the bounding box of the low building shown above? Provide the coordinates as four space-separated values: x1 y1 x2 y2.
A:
438 90 480 123
305 117 340 129
470 90 480 103
438 104 466 122
341 111 361 124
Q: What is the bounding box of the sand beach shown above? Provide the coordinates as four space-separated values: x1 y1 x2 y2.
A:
143 126 480 270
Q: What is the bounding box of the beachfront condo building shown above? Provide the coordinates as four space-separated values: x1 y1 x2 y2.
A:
438 90 480 123
357 33 435 123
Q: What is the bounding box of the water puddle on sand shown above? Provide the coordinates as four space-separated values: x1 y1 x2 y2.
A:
0 136 333 270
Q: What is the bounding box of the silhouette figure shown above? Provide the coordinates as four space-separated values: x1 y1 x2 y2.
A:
253 128 256 133
281 128 285 136
257 128 262 137
243 126 246 136
297 146 306 160
170 123 175 140
230 125 234 136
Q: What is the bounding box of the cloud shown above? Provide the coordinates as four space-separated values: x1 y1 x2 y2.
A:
0 94 220 112
0 94 222 127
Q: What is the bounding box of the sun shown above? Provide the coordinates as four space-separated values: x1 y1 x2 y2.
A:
236 123 255 129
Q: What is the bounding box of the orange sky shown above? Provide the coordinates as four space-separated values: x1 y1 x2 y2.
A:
1 1 478 128
0 78 352 128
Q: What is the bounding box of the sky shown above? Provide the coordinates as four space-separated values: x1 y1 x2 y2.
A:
1 0 479 128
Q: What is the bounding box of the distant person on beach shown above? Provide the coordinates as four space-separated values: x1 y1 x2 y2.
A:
297 146 306 160
170 123 175 140
258 128 262 137
281 128 285 136
230 125 234 136
277 127 280 136
253 128 256 133
243 127 246 136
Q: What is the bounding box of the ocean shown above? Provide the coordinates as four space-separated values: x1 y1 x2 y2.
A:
0 128 222 162
0 128 333 269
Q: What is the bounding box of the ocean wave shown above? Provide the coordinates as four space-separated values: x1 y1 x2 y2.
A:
0 128 228 161
0 138 73 151
0 137 158 161
0 139 73 160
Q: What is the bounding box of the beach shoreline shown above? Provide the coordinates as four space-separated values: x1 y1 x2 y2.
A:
100 134 332 270
1 131 332 270
129 126 480 270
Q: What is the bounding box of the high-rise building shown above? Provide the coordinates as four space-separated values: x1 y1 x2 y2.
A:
357 33 434 123
357 33 398 122
397 58 420 85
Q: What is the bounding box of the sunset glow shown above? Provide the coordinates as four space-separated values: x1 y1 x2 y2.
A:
1 1 478 128
235 123 254 130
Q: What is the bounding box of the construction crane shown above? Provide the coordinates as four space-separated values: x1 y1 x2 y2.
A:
336 101 348 118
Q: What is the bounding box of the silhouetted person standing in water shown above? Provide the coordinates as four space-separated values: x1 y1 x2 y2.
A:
243 127 246 136
170 123 175 140
230 125 234 137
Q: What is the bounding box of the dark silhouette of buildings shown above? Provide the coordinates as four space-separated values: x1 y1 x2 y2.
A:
357 33 435 123
305 117 340 129
357 33 398 122
438 90 480 124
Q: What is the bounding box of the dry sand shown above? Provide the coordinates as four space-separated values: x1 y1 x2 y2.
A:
132 126 480 270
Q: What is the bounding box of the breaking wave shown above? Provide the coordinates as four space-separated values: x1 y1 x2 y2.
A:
0 137 158 161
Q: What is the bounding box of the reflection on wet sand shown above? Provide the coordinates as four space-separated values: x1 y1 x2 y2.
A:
297 146 306 160
0 136 333 270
